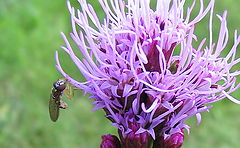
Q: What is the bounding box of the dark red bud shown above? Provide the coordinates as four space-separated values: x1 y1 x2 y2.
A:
118 122 150 148
165 132 184 148
100 134 121 148
153 130 184 148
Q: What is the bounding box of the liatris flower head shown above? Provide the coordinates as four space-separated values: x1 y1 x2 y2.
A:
55 0 240 147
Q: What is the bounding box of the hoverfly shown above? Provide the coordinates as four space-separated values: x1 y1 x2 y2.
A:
49 79 69 122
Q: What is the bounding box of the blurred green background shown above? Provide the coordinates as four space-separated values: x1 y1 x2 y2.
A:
0 0 239 148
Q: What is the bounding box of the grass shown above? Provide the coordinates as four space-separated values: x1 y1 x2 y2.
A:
0 0 239 148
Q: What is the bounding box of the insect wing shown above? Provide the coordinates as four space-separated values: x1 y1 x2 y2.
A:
64 84 77 100
49 95 60 122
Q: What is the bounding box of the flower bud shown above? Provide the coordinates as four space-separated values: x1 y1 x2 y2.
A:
118 122 150 148
100 134 121 148
165 132 184 148
154 131 184 148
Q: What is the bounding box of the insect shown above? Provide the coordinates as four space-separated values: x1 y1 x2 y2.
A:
49 79 69 122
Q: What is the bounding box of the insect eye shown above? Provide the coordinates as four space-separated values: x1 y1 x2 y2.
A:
57 84 66 91
53 79 66 90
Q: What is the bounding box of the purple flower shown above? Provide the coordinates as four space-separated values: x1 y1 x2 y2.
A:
55 0 240 147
